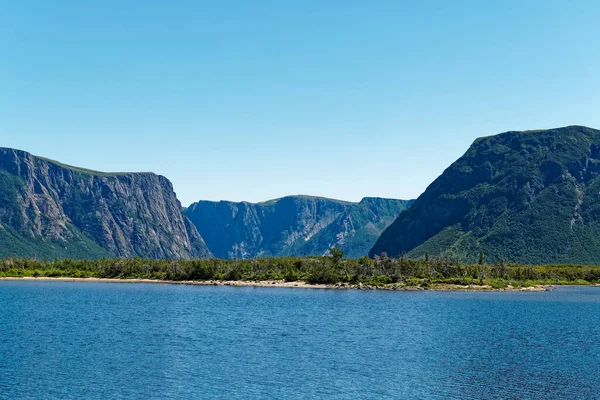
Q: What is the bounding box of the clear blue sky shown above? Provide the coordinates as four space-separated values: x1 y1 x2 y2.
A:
1 1 599 205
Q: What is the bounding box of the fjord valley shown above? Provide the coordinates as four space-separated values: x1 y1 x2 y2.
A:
371 126 600 265
184 196 413 259
5 2 600 399
0 147 211 260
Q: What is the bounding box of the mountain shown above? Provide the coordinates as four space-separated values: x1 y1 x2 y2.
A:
370 125 600 264
185 196 413 259
0 147 211 259
294 197 414 258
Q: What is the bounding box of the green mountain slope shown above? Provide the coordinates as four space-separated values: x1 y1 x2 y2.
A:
370 126 600 264
0 147 211 259
295 197 414 258
185 196 412 259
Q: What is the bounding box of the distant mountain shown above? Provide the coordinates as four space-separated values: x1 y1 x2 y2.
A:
185 196 413 259
0 147 211 259
370 126 600 264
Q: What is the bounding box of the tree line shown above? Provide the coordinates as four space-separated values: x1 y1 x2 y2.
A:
2 248 600 288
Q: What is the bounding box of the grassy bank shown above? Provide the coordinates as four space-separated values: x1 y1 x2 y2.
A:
1 255 600 289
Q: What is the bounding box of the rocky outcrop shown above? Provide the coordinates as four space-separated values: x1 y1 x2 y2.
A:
370 126 600 264
185 195 412 259
0 147 211 259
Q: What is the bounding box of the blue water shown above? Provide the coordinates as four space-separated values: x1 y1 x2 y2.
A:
1 283 600 399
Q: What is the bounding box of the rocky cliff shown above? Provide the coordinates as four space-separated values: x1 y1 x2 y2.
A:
370 126 600 264
185 195 412 259
0 147 211 259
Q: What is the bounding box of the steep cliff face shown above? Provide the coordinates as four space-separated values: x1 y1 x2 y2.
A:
299 197 414 258
370 126 600 264
0 148 211 259
185 195 412 259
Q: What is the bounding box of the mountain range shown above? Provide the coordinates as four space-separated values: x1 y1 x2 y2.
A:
0 147 410 260
184 196 412 259
370 126 600 264
5 125 600 264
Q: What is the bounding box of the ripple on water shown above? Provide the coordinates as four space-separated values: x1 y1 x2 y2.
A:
0 283 599 399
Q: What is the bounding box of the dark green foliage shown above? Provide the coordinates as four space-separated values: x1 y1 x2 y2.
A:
371 126 600 264
3 256 599 288
0 224 111 260
329 246 344 264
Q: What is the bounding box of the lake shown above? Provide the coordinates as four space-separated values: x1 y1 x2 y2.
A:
1 282 599 399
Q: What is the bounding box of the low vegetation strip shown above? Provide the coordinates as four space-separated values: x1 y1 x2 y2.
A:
2 252 600 290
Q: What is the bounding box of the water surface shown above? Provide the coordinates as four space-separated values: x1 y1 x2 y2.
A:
1 282 599 399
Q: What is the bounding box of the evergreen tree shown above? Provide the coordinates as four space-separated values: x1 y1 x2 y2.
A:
330 247 344 265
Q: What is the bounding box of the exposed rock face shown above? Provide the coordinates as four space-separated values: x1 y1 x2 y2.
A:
0 147 211 259
370 126 600 264
185 195 412 259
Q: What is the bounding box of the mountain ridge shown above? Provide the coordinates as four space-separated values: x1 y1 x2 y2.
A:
0 147 211 259
185 195 413 259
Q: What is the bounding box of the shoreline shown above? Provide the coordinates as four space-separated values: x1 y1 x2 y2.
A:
0 276 558 291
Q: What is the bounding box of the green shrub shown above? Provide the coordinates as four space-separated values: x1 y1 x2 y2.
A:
0 256 598 289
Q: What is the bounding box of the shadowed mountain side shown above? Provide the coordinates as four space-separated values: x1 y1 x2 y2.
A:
370 126 600 264
186 196 412 259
